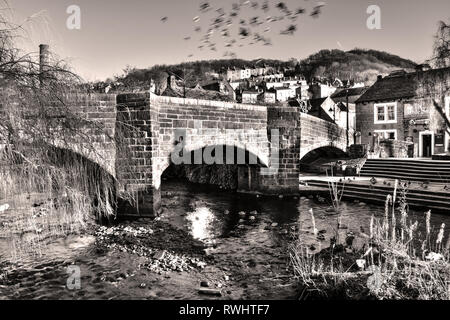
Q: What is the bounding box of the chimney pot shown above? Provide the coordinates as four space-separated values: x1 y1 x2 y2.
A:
39 44 50 84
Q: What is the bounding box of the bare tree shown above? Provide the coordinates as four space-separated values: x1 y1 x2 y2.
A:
423 21 450 143
431 20 450 68
0 3 128 240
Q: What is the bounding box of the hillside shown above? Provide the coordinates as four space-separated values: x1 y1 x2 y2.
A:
298 49 418 83
119 58 294 89
118 49 417 89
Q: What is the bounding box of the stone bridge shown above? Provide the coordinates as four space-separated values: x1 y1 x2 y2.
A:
49 92 350 216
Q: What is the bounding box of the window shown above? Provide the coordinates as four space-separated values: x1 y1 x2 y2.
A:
376 106 385 122
375 129 397 140
374 102 397 124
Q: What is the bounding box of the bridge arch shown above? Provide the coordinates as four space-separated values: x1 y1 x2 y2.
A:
300 142 347 162
160 144 269 191
22 144 117 221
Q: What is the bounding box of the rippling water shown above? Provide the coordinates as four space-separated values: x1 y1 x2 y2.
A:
1 180 449 300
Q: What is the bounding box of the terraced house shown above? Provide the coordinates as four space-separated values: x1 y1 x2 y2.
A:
355 65 450 158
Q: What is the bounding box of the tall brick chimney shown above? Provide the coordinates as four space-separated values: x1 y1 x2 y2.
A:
39 44 49 84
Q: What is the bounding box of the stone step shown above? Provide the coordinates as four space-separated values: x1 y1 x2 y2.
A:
307 179 450 198
305 180 450 213
366 159 450 166
361 165 450 174
306 180 450 202
360 168 450 177
359 172 449 183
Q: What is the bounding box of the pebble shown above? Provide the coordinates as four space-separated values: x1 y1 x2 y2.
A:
317 234 326 241
139 283 146 288
238 211 246 217
271 223 278 227
249 216 256 221
198 288 222 296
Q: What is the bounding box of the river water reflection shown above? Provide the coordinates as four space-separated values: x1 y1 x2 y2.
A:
0 180 449 299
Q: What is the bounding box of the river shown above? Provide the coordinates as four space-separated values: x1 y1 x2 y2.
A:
1 180 449 300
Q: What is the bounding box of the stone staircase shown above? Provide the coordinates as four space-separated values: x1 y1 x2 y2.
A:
359 159 450 184
305 180 450 213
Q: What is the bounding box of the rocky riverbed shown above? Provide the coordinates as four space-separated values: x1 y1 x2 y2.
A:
1 180 449 300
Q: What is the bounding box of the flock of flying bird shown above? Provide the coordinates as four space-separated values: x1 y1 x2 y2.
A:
160 0 327 59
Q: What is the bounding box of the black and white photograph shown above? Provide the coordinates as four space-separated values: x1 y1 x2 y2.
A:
0 0 450 308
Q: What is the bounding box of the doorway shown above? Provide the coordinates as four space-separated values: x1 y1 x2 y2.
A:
420 132 434 158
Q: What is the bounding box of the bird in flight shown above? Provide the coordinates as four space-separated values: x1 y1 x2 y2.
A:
158 0 326 58
280 24 297 35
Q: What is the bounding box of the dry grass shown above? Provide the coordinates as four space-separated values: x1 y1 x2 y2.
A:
290 180 450 300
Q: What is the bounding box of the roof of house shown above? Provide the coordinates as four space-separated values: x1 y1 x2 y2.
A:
331 86 369 104
356 67 450 103
308 97 327 109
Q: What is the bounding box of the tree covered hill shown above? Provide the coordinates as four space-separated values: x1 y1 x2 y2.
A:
298 49 418 83
117 49 418 89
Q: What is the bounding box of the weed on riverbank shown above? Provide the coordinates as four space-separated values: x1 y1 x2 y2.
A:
290 181 450 300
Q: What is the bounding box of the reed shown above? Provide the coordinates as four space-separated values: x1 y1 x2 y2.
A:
290 182 450 300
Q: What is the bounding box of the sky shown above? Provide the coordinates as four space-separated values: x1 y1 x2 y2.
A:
6 0 450 81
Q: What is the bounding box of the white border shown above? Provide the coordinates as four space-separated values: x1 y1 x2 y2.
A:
374 102 397 124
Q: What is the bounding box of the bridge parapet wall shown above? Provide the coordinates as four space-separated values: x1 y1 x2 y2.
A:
66 93 117 176
299 112 350 160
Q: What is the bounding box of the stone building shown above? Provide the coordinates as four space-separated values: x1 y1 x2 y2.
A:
241 90 260 104
355 66 450 158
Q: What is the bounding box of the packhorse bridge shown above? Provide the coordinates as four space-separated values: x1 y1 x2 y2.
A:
49 92 350 216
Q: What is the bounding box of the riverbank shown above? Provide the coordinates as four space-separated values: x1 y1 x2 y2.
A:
1 181 449 300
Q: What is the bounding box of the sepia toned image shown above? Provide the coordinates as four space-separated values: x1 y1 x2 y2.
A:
0 0 449 308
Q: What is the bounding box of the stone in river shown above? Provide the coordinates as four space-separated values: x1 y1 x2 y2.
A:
249 216 256 221
271 223 278 227
198 288 222 296
250 210 258 215
317 234 326 241
153 250 165 260
238 211 246 216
